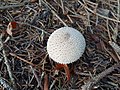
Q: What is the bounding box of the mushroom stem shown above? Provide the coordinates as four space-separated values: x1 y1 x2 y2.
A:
55 64 70 81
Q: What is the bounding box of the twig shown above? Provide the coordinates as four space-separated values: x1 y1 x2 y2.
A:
112 0 119 42
78 0 120 23
50 80 56 90
0 34 17 90
81 63 120 90
108 41 120 61
60 0 65 14
44 74 49 90
9 53 35 66
109 41 120 55
106 19 112 41
41 0 68 27
30 66 40 88
0 3 24 10
0 76 13 90
16 22 50 35
117 0 120 21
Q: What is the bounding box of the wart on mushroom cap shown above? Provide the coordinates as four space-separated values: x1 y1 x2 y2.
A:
47 27 86 64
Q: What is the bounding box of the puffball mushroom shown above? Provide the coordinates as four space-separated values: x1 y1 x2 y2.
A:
47 27 86 64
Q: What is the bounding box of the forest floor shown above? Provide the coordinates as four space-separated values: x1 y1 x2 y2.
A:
0 0 120 90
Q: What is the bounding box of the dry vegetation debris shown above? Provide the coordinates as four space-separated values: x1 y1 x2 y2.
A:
0 0 120 90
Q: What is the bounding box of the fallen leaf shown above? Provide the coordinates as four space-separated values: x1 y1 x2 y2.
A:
97 8 110 17
44 74 49 90
6 22 17 36
11 22 17 29
55 64 70 81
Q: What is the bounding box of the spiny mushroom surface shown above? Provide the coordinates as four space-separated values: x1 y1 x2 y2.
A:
47 27 86 64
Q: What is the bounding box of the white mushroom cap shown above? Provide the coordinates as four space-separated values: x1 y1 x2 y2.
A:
47 27 86 64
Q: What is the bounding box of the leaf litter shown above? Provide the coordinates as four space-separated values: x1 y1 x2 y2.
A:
0 0 120 90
